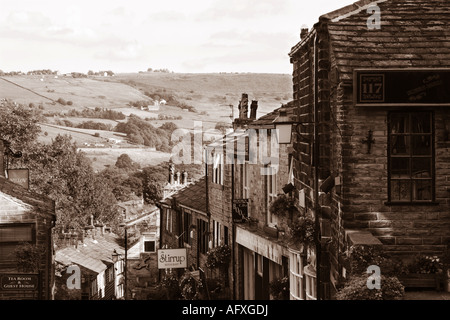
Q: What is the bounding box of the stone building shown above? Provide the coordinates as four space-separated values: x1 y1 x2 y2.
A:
0 141 56 300
231 101 296 300
288 0 450 299
159 175 216 297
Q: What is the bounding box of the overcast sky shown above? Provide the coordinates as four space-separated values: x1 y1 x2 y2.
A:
0 0 357 74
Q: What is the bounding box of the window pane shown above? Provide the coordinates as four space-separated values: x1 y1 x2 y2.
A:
412 113 431 133
390 114 409 134
412 158 431 178
391 180 410 201
413 180 432 201
391 158 409 178
144 241 155 252
412 136 431 155
391 136 409 155
0 225 33 242
0 244 16 262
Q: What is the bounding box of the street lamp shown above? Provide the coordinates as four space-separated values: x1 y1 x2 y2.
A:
272 107 294 144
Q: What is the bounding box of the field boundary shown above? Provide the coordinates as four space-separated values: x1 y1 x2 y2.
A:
0 77 56 102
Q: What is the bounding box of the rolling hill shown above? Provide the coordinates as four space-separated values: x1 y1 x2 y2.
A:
0 72 293 169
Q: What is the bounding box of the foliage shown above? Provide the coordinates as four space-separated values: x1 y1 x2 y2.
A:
179 273 201 300
269 194 296 217
288 215 316 248
14 134 118 231
336 274 404 300
14 242 45 272
160 273 181 300
65 107 126 120
344 245 408 277
0 100 42 149
407 255 444 274
206 245 231 269
214 122 232 135
115 153 140 171
269 276 289 300
114 115 177 152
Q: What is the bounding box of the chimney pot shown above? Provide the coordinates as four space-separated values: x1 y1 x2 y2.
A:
176 171 181 184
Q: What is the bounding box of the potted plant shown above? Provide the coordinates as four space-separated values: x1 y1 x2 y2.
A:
205 244 231 270
398 254 445 290
269 276 290 300
179 273 201 300
269 194 296 218
287 215 316 250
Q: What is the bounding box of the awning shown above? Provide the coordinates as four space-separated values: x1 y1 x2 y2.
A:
236 227 284 265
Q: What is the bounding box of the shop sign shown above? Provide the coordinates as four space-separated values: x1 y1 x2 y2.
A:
7 169 29 190
157 248 187 269
0 274 38 290
355 69 450 106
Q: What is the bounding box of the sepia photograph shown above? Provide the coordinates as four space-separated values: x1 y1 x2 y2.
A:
0 0 449 311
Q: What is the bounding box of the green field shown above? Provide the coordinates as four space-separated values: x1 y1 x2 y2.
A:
1 72 292 168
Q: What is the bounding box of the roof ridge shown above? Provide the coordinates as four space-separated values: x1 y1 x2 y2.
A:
320 0 388 23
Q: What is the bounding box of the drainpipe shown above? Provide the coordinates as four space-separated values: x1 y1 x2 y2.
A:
231 162 236 300
313 32 322 300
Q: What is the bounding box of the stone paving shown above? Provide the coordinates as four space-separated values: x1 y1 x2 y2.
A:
403 290 450 300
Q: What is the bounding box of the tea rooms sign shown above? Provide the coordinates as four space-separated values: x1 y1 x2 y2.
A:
157 248 187 269
1 274 38 291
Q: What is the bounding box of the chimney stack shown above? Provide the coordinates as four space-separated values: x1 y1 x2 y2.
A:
169 163 175 184
182 170 188 185
238 93 249 119
250 100 258 119
301 27 309 40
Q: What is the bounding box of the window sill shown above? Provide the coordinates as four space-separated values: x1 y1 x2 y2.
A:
384 201 440 206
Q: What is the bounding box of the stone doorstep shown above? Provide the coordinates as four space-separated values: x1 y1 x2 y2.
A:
345 229 383 247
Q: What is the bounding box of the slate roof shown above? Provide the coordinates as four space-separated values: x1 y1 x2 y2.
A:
290 0 450 82
0 175 55 216
249 101 295 127
171 176 207 214
55 234 125 275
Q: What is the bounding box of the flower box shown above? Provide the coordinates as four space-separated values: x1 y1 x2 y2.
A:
398 274 440 290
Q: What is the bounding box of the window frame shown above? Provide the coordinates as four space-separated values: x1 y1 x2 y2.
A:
0 223 36 266
212 152 224 185
265 165 278 227
144 240 156 253
387 111 436 204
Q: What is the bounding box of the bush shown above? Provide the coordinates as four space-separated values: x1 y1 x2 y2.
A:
14 242 45 272
269 194 295 217
269 276 290 300
205 245 231 269
159 273 181 300
336 274 404 300
180 274 200 300
57 98 67 105
288 215 315 249
67 101 73 106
